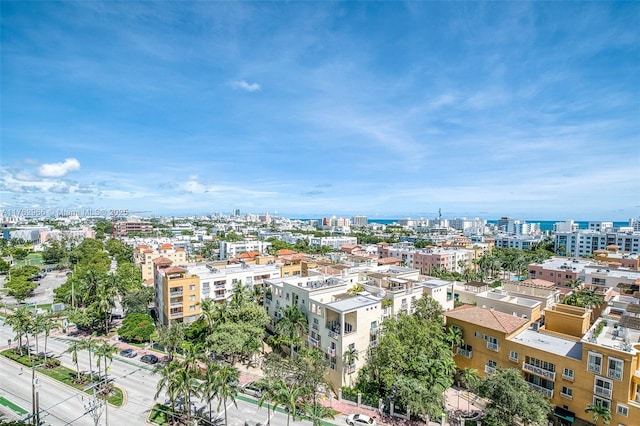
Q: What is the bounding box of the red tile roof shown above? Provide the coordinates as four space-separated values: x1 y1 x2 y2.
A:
160 243 173 250
518 278 556 289
152 256 173 265
445 306 529 334
164 266 187 274
276 249 297 255
378 257 402 265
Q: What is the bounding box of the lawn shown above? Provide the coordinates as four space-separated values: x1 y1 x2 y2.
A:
149 404 170 425
1 349 124 406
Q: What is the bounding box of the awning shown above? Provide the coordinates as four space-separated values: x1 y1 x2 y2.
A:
553 406 575 422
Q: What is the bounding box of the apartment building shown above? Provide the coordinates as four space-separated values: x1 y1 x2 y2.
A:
492 234 546 250
445 304 640 426
134 243 187 282
555 230 640 257
594 249 640 270
114 217 152 237
263 265 425 391
528 258 596 287
154 259 201 325
309 236 358 249
219 240 272 259
377 244 476 275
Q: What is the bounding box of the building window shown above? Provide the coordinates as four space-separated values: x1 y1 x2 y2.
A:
562 368 574 381
189 306 195 312
560 386 573 399
189 284 196 291
587 352 603 374
509 351 519 362
592 396 611 411
594 376 613 399
607 357 623 381
616 404 628 417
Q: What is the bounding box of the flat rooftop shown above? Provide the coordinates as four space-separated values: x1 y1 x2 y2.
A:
511 328 583 360
325 294 380 313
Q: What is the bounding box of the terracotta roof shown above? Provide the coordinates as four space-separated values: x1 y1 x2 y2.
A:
160 243 173 250
378 257 402 265
175 247 185 252
276 249 297 255
518 278 556 289
164 266 186 274
152 256 173 265
143 249 153 254
445 306 529 334
137 244 149 249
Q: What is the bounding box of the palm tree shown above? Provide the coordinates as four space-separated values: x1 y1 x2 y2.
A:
7 306 32 356
275 304 308 357
95 342 117 378
257 378 281 426
216 364 240 426
198 298 218 330
446 326 463 351
274 382 310 426
198 364 221 422
42 316 55 364
32 314 46 357
81 337 97 379
342 347 359 385
585 403 611 426
230 280 250 307
175 365 201 422
65 340 83 381
304 402 337 426
155 361 180 424
155 322 185 361
95 281 116 334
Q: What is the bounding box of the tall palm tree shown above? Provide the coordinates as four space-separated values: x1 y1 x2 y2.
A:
585 403 611 426
342 347 359 385
274 382 310 426
230 280 250 307
216 364 240 426
257 378 282 426
65 340 83 381
275 304 308 357
175 365 201 422
95 281 116 334
155 361 180 424
198 298 218 330
95 342 117 378
198 364 221 422
446 326 463 352
7 306 32 356
156 322 185 361
32 314 46 357
42 316 55 364
81 337 97 379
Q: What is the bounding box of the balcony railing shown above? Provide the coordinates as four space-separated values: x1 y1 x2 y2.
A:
327 347 336 357
456 348 472 358
328 330 340 340
509 354 519 362
312 323 319 331
527 382 554 398
170 301 182 307
484 365 496 375
347 364 356 374
170 311 183 318
169 290 183 297
308 337 318 347
560 391 573 399
522 362 556 381
594 385 612 399
487 342 499 352
587 363 601 374
562 372 574 381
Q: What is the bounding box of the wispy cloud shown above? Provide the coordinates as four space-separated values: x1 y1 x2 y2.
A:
230 80 261 92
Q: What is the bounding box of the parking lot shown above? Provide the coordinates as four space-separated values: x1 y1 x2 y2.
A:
0 269 70 308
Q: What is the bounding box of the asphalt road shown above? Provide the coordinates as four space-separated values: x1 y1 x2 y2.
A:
0 323 318 426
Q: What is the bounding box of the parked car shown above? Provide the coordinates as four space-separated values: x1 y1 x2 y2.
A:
346 414 376 426
242 381 266 398
140 354 158 364
119 348 137 358
158 355 170 366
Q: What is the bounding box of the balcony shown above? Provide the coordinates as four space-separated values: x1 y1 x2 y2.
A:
487 342 499 352
484 365 496 375
169 290 183 297
312 323 319 331
509 354 519 362
457 347 472 358
560 390 573 399
308 337 318 347
170 301 183 307
327 347 336 357
594 385 612 399
347 364 356 374
170 311 183 318
587 363 601 374
522 362 556 381
527 382 554 398
328 330 340 340
215 284 226 290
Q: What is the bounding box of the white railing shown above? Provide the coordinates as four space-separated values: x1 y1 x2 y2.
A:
327 347 336 357
328 330 340 340
484 365 496 374
560 391 573 399
594 385 612 399
509 354 519 362
527 382 553 398
347 364 356 374
170 301 182 307
457 348 472 358
312 323 319 330
587 363 601 374
170 311 183 318
169 291 183 297
487 342 499 352
522 362 556 381
562 372 574 381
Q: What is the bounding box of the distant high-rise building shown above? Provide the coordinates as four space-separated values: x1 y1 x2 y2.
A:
233 209 241 216
351 215 368 227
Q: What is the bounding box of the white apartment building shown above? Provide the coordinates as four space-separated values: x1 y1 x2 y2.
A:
493 234 545 250
219 240 272 259
308 236 357 249
553 220 579 233
555 230 640 256
187 262 281 303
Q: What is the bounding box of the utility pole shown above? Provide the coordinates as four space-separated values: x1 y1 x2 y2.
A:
31 362 41 426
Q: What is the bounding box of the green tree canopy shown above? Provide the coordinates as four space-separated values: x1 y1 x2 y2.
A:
118 313 156 343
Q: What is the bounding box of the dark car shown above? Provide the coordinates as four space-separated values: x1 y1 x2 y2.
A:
140 354 159 364
119 348 137 358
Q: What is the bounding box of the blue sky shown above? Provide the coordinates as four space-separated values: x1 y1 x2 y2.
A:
1 1 639 221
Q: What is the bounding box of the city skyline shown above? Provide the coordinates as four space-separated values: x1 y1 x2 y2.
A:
1 2 639 221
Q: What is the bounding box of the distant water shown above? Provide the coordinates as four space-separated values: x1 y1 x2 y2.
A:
298 218 628 232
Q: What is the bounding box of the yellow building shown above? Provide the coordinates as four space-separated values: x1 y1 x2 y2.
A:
445 304 640 426
134 243 187 283
154 261 201 325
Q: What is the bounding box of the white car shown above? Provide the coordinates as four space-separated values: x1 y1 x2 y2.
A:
346 414 376 426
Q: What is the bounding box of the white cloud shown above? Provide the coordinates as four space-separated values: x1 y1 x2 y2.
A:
38 158 80 177
230 80 261 92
